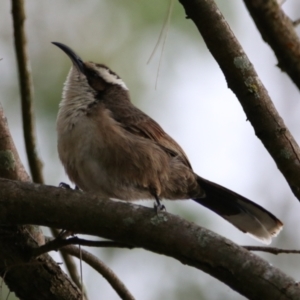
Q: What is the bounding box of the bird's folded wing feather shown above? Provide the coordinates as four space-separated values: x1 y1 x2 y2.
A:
110 103 192 169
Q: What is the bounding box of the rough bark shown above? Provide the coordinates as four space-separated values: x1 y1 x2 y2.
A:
0 178 299 300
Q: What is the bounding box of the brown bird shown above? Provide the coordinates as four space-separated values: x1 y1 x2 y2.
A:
53 42 283 244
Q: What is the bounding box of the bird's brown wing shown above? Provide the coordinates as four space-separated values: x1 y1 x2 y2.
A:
110 102 192 169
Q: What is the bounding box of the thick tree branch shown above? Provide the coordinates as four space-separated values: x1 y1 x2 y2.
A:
11 0 44 183
243 0 300 90
178 0 300 200
1 179 300 300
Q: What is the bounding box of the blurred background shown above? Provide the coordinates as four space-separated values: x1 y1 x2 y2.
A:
1 0 300 299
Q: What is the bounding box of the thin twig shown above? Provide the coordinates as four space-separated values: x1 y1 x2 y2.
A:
61 245 136 300
146 0 174 89
79 245 83 300
33 236 133 257
11 0 44 183
155 0 174 89
147 0 175 64
50 229 89 300
244 246 300 255
11 1 85 292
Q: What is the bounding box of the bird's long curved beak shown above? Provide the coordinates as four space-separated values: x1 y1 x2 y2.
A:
52 42 85 74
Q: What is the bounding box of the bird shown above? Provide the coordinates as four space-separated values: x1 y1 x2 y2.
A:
52 42 283 244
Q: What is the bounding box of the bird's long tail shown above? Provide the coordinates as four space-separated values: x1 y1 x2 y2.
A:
193 176 283 244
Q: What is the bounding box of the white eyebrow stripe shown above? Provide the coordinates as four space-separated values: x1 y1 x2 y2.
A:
97 68 128 90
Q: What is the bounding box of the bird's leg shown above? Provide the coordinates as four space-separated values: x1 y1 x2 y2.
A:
150 188 166 213
57 183 78 238
150 187 166 212
59 182 80 191
56 229 73 239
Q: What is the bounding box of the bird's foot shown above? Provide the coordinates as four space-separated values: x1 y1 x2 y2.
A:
57 229 74 239
59 182 71 189
59 182 80 191
154 197 166 214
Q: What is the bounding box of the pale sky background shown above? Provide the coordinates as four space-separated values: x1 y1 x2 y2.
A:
1 1 300 299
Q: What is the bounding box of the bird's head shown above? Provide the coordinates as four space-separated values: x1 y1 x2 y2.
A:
52 42 129 107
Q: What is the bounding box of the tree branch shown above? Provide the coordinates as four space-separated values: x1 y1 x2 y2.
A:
243 0 300 90
0 103 30 182
61 244 135 300
0 104 82 299
11 1 85 290
33 237 133 257
50 227 89 299
178 0 300 200
1 178 300 300
0 225 82 300
11 0 44 183
244 246 300 255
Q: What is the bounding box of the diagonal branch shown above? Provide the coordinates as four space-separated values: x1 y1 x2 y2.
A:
0 104 82 299
1 178 300 300
243 0 300 90
33 236 133 257
50 227 89 298
178 0 300 200
0 103 30 182
61 244 136 300
244 246 300 254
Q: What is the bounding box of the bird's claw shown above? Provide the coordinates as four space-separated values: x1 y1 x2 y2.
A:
59 182 71 189
154 202 166 214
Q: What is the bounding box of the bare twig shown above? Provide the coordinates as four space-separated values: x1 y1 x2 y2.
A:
243 0 300 91
11 0 44 183
39 235 132 300
244 246 300 255
50 228 88 300
178 0 300 201
61 244 136 300
79 245 83 300
33 236 133 257
11 1 85 291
